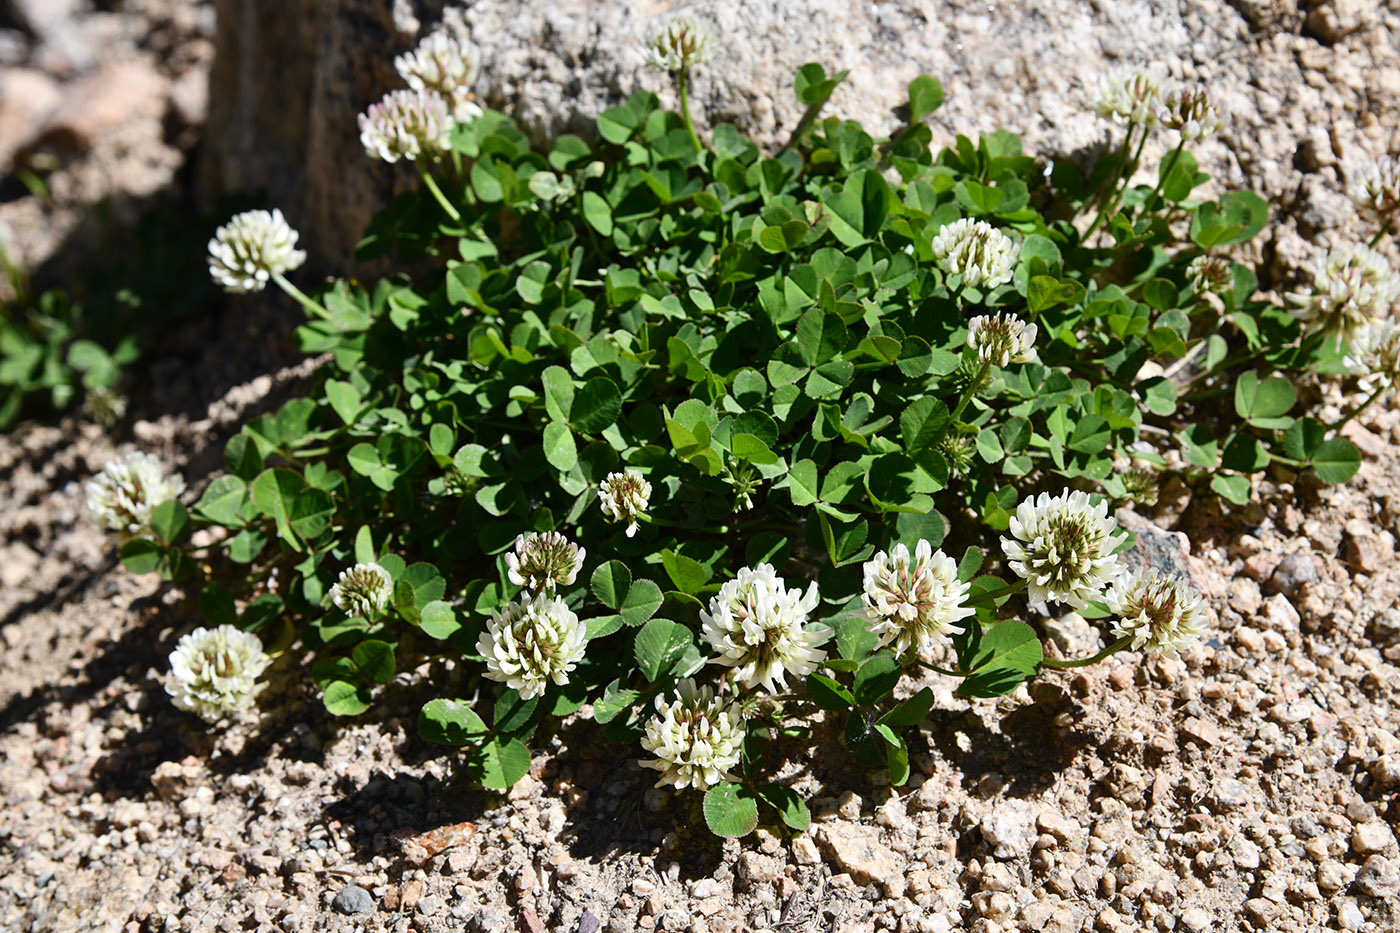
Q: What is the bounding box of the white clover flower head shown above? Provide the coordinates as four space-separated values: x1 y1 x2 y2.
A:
166 625 272 723
206 209 307 294
641 10 716 73
700 563 825 693
1094 64 1173 128
930 218 1020 290
967 312 1038 367
1287 243 1400 340
862 540 973 657
358 88 453 163
1344 317 1400 396
1106 569 1206 658
598 469 652 537
85 451 186 540
395 29 483 124
1187 254 1233 296
1001 489 1125 609
477 592 587 699
329 562 394 618
505 531 586 593
1156 84 1224 141
639 679 743 790
1347 155 1400 220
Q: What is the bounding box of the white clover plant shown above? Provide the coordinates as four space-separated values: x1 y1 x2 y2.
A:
107 50 1376 840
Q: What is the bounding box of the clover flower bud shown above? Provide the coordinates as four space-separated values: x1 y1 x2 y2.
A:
82 385 128 427
505 531 586 594
940 432 977 478
726 459 762 512
598 469 652 537
477 592 587 700
358 88 453 163
329 562 394 618
207 209 307 294
167 625 272 723
1187 254 1233 296
395 29 483 124
931 218 1020 290
862 540 973 657
1156 84 1224 141
1347 155 1400 221
700 563 825 693
1118 466 1160 508
1094 64 1173 128
1001 488 1125 609
86 451 186 541
639 679 743 790
967 312 1038 367
1106 569 1206 658
641 10 716 73
1344 317 1400 396
1287 243 1400 341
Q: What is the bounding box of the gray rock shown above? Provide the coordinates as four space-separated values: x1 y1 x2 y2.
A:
0 27 26 65
198 0 1232 267
1 0 85 40
467 908 511 932
814 823 906 893
979 799 1040 859
1354 855 1400 899
331 884 375 915
1268 552 1319 594
1115 509 1197 581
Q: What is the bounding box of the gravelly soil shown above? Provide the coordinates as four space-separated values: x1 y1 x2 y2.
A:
2 392 1400 933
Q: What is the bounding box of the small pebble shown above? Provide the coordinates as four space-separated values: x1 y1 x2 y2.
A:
331 885 374 915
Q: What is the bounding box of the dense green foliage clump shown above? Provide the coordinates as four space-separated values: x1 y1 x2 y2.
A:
120 62 1366 836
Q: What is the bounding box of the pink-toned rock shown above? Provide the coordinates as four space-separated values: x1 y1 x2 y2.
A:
0 67 62 169
29 59 169 156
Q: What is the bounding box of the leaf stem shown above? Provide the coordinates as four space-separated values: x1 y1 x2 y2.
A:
1368 218 1393 250
964 577 1027 607
1041 635 1133 669
677 66 704 154
1332 381 1388 432
1139 138 1187 218
949 360 992 423
271 272 331 321
418 162 463 223
1084 125 1147 240
913 658 963 678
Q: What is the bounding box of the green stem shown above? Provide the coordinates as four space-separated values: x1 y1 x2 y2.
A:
1041 635 1133 669
949 359 992 423
913 658 963 678
1084 125 1148 240
1181 346 1266 387
1368 218 1394 250
677 66 704 154
418 162 462 223
1332 381 1389 432
964 577 1027 608
271 272 331 321
1139 138 1186 218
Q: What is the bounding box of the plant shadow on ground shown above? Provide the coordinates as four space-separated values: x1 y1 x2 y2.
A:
316 699 731 878
4 149 317 439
